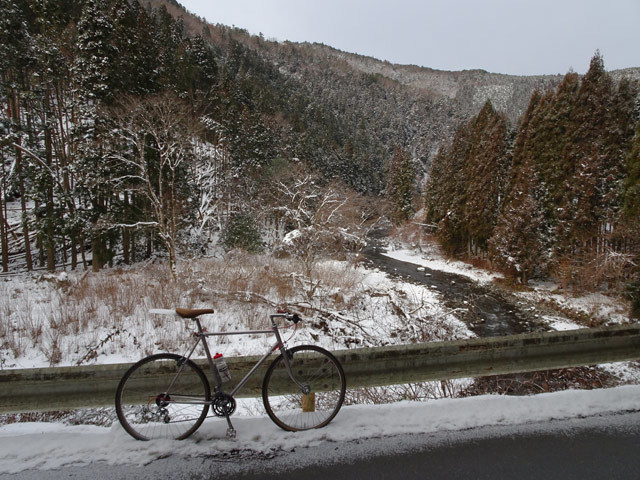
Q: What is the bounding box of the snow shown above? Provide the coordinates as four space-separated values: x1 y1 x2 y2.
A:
282 229 302 245
543 316 582 331
0 255 472 370
2 240 637 474
384 244 631 327
384 247 503 284
521 281 630 325
1 385 639 473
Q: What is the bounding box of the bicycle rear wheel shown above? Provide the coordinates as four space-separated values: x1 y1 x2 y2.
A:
262 345 346 431
115 353 211 440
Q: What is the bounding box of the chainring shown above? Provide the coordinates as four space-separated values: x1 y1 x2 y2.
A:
211 392 236 417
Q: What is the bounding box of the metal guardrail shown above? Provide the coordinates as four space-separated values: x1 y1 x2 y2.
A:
1 324 639 413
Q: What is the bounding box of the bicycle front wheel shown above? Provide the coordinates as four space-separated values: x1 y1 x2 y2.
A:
115 353 211 440
262 345 346 431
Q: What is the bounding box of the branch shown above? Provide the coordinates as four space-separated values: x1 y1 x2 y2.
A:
288 302 375 340
110 221 159 229
11 143 57 180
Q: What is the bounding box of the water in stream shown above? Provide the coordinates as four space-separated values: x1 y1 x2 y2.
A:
365 248 548 337
363 245 625 394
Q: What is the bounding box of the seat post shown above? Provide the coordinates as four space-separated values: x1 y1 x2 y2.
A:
194 317 223 390
194 317 204 334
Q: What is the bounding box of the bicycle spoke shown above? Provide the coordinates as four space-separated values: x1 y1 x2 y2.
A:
115 354 210 440
262 345 346 431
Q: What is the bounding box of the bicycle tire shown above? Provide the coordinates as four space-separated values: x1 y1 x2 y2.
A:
115 353 211 440
262 345 346 431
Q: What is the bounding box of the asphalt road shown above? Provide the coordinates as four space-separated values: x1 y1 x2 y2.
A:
4 410 640 480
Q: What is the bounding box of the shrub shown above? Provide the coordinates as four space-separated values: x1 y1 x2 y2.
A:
626 271 640 319
221 214 263 253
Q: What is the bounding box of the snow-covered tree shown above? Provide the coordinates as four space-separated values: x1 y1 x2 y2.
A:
386 147 416 224
74 0 117 103
622 120 640 317
106 93 201 273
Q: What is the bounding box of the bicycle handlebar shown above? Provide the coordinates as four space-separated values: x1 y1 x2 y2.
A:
272 310 302 323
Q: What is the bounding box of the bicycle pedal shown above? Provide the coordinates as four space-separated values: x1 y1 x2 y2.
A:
226 428 237 439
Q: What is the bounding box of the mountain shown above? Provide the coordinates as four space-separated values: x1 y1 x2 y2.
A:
156 0 640 191
2 0 637 275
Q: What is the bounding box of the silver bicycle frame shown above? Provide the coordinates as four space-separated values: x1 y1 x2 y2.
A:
183 314 304 398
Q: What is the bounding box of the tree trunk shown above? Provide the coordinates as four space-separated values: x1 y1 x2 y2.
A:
17 150 33 271
122 227 130 264
35 199 45 268
0 184 8 272
8 79 33 271
70 234 77 270
44 93 56 272
146 230 152 258
79 232 87 270
130 229 136 264
122 192 130 264
92 233 106 272
108 236 114 268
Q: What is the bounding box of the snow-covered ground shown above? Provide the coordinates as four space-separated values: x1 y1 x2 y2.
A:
0 256 472 370
384 246 631 327
2 241 630 371
2 241 638 474
384 247 503 285
1 385 639 474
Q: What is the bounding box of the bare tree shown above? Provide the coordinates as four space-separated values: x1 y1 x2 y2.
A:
268 168 374 297
107 93 201 274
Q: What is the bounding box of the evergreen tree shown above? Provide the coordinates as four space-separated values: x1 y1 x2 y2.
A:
495 81 573 277
0 0 38 271
487 89 549 280
432 121 472 254
425 101 510 256
463 101 510 255
489 162 547 283
622 120 640 317
386 147 416 224
184 34 218 95
73 0 117 270
556 54 636 263
222 213 263 253
74 0 117 103
424 147 448 224
111 0 159 95
622 121 640 222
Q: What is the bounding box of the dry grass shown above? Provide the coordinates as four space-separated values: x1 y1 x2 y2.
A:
344 379 467 405
0 254 373 366
1 250 458 368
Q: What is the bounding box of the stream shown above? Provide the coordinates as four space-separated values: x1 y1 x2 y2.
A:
362 244 624 393
365 247 550 337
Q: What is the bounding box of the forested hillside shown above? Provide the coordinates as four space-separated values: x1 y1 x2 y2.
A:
0 0 384 273
1 0 639 314
425 53 640 314
0 0 562 274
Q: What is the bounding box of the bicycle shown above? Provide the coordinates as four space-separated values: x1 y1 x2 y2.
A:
115 308 346 441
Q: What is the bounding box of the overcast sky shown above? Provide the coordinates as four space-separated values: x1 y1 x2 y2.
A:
178 0 639 76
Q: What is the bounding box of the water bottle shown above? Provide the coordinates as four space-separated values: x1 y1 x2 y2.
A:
214 353 231 383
